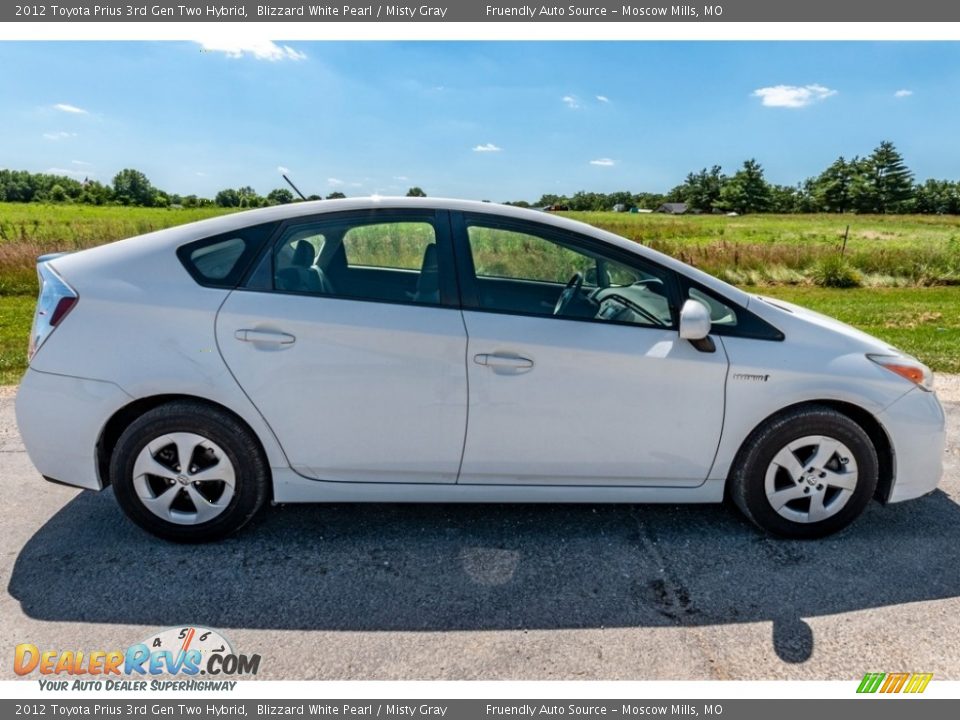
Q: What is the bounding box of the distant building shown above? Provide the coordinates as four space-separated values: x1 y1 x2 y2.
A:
656 202 689 215
612 203 628 213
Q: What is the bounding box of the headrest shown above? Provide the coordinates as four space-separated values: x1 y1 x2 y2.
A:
291 240 315 268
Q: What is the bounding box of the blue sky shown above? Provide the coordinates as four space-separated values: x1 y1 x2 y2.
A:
2 41 958 201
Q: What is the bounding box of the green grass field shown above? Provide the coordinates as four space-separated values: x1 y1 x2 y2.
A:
0 204 234 295
1 203 959 383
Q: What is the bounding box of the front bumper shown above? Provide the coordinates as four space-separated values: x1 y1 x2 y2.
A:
14 368 132 491
878 387 947 503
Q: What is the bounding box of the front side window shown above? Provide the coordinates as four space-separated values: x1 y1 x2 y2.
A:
464 219 675 328
688 287 738 327
270 216 443 305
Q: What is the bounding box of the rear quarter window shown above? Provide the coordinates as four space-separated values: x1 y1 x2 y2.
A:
177 222 279 288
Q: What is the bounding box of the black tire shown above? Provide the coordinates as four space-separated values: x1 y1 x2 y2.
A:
731 405 878 539
110 401 269 542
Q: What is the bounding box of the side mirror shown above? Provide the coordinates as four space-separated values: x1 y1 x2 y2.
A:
679 298 712 340
679 299 715 352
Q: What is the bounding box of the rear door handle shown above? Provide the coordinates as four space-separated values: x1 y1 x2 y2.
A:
474 353 534 370
235 329 296 345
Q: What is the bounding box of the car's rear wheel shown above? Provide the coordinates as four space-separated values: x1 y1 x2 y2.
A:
731 406 878 538
110 401 269 542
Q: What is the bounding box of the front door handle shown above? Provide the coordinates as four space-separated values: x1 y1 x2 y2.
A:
235 329 296 345
474 353 534 370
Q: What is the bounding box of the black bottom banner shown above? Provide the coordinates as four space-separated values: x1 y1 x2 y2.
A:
3 700 958 720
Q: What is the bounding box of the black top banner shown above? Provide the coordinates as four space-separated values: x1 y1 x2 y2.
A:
5 1 960 22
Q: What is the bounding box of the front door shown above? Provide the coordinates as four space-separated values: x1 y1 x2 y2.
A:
454 214 729 486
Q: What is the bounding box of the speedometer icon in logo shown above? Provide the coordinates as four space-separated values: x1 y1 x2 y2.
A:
141 626 233 671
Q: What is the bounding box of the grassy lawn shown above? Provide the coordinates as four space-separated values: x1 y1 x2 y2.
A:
0 296 33 384
741 286 960 374
0 204 235 295
567 211 960 287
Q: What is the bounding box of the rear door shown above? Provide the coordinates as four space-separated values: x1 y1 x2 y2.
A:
216 210 468 484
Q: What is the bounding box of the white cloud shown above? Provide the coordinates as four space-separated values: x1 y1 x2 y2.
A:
277 165 290 174
53 103 88 114
589 158 616 167
562 95 580 109
473 143 502 153
394 175 409 181
327 178 344 186
751 84 837 108
71 160 91 166
195 171 207 177
894 89 913 98
43 131 77 141
198 40 306 61
596 95 610 103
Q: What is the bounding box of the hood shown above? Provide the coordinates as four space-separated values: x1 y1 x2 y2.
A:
751 295 905 357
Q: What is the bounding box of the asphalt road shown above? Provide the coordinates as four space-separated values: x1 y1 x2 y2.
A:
2 383 959 681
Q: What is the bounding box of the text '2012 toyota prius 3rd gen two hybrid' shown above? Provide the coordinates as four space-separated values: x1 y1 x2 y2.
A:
15 198 945 542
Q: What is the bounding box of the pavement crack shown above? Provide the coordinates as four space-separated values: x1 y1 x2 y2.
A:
629 507 728 679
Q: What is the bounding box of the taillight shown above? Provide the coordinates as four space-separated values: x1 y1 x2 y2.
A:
28 262 78 362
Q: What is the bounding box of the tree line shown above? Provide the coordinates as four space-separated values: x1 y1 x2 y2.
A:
0 167 429 209
2 141 958 214
518 141 960 215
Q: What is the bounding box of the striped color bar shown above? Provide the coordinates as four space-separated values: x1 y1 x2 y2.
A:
857 672 933 694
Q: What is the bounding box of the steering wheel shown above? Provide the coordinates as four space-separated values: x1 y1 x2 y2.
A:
553 272 584 316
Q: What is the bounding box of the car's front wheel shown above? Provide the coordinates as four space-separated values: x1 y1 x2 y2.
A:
110 401 269 542
731 406 878 538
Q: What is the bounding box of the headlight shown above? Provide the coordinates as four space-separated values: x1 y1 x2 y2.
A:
867 354 934 391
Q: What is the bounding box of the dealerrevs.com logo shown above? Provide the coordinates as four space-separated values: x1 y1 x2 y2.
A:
14 626 260 691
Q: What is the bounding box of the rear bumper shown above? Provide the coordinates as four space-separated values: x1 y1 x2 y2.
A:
879 387 946 503
14 368 132 491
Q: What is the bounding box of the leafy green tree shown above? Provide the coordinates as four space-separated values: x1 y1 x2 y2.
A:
768 184 801 213
569 191 607 211
632 192 666 210
325 191 346 200
680 165 725 212
406 186 427 197
215 188 240 207
718 159 771 214
236 186 263 208
112 168 155 206
914 179 960 215
534 193 569 208
851 141 914 213
49 184 68 202
794 178 821 213
267 188 295 205
814 156 857 213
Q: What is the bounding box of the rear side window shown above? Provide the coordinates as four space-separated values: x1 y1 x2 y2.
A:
342 222 435 270
177 222 279 288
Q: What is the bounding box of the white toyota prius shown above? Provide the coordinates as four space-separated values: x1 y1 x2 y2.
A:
15 198 945 542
